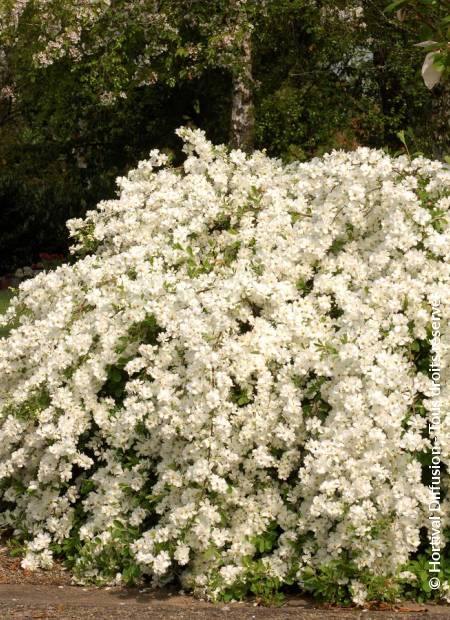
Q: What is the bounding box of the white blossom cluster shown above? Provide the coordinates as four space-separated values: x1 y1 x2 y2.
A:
0 128 449 603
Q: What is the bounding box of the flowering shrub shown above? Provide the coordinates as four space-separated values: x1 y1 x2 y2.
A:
0 128 449 605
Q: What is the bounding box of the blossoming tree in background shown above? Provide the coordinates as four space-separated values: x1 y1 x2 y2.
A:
0 0 371 152
0 0 264 150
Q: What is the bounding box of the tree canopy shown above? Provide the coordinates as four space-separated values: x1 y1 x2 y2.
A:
0 0 448 272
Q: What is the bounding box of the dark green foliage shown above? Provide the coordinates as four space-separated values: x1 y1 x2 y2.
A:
230 384 253 407
0 0 445 274
253 0 436 160
1 388 50 421
101 314 162 402
0 290 13 338
403 548 450 603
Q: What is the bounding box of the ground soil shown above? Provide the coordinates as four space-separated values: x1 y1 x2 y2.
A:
0 542 449 620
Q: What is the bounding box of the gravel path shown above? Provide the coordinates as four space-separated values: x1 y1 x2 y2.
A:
1 585 449 620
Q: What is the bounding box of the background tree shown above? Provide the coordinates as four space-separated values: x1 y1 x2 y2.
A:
0 0 265 149
0 0 441 273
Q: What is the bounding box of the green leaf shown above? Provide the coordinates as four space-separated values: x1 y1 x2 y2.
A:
109 367 123 383
123 563 141 584
384 0 409 13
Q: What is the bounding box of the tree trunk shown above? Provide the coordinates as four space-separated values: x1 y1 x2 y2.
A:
431 81 450 161
229 26 255 152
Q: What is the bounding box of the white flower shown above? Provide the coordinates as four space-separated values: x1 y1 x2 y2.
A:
153 551 171 575
350 580 368 606
219 565 244 585
174 544 190 565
